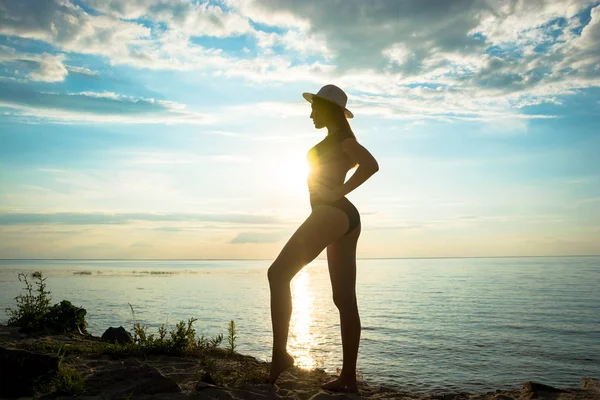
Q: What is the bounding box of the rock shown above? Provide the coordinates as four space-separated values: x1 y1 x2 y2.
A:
583 378 600 394
200 371 217 385
84 357 181 396
0 347 59 398
100 326 133 345
196 380 217 390
309 393 355 400
521 381 563 399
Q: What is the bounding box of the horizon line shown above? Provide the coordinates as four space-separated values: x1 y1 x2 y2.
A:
0 254 599 261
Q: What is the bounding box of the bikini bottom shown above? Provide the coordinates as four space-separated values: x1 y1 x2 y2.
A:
310 196 360 236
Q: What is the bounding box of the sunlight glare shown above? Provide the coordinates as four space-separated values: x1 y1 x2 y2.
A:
270 155 310 197
289 267 316 370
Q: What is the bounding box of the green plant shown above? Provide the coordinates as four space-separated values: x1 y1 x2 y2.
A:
158 323 168 341
5 272 51 331
133 322 148 344
53 346 86 396
53 363 85 395
198 333 223 351
170 318 197 353
126 304 227 356
227 320 237 354
45 300 88 334
5 272 88 334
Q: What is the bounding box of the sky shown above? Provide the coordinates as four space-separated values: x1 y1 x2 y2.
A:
0 0 599 259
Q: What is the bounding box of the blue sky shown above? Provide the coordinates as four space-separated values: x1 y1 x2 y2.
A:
0 0 599 259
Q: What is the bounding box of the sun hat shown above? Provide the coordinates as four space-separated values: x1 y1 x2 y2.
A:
302 84 354 119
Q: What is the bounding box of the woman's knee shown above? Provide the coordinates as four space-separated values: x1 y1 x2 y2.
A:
267 261 295 284
332 292 358 311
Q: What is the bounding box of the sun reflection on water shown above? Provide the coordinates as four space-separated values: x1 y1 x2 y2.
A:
289 266 316 370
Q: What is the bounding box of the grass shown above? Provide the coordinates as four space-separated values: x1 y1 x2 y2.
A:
53 346 86 396
18 335 273 390
30 345 86 397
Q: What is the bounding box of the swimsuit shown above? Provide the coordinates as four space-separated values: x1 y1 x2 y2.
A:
307 133 360 236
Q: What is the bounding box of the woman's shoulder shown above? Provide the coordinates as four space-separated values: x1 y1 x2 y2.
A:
311 131 355 154
327 128 352 142
333 130 357 148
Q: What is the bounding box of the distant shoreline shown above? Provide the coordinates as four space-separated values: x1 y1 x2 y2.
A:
1 254 599 261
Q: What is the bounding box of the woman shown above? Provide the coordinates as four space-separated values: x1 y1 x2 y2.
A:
268 84 379 393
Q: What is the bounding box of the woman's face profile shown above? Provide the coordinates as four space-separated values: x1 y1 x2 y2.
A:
310 103 326 129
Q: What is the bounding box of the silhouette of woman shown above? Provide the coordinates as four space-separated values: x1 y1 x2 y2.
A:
268 84 379 392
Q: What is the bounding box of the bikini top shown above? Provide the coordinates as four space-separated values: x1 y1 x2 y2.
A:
306 133 355 195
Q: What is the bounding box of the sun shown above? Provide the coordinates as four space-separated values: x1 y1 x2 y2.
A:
270 156 310 196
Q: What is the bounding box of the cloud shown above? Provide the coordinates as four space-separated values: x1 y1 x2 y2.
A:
223 0 309 29
574 196 600 205
230 94 554 123
0 0 151 62
226 0 487 70
0 45 68 82
254 28 331 57
230 230 287 243
0 0 332 86
228 100 307 117
1 0 599 122
304 87 556 125
0 45 98 82
27 53 69 82
0 82 215 124
0 211 283 225
224 0 600 105
225 0 596 72
83 0 253 37
65 65 98 76
474 0 594 44
118 151 252 165
0 0 268 74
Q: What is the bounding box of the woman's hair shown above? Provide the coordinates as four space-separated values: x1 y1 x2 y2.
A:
313 96 357 168
313 96 355 140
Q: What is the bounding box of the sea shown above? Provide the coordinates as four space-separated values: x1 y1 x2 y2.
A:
0 256 599 394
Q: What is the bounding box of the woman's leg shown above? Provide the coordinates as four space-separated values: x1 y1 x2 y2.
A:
268 206 350 383
322 223 361 392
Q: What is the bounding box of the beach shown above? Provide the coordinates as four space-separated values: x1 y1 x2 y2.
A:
2 324 599 399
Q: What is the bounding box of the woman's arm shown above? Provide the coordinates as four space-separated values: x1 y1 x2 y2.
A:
339 138 379 196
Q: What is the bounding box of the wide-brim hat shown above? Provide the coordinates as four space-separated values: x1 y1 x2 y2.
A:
302 84 354 119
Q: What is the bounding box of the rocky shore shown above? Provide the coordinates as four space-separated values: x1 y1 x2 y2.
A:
1 324 598 400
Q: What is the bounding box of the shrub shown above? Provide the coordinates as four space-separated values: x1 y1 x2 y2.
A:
132 318 224 355
170 318 197 353
5 272 88 334
6 272 51 332
45 300 88 334
127 306 227 356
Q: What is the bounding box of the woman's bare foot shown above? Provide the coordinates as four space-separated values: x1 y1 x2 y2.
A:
269 352 295 384
321 376 359 393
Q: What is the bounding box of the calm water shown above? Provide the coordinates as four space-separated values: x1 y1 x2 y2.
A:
1 257 599 394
